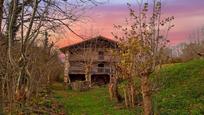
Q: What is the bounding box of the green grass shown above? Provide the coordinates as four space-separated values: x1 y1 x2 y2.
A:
153 59 204 115
52 59 204 115
52 84 136 115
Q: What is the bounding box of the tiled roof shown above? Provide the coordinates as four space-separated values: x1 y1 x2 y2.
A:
56 37 83 49
57 35 118 50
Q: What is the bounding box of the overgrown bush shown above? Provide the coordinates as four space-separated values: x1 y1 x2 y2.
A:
180 41 204 62
0 38 63 113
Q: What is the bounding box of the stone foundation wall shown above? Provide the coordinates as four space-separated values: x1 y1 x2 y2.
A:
71 81 90 91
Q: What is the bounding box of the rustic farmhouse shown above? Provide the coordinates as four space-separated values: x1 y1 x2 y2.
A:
59 36 118 85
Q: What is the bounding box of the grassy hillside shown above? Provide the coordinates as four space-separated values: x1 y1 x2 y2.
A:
52 84 137 115
153 59 204 115
52 59 204 115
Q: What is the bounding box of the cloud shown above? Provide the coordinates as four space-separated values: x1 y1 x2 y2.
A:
57 0 204 47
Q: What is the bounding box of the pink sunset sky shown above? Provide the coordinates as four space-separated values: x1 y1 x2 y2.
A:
56 0 204 47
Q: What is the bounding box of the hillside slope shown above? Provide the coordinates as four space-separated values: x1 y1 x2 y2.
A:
52 84 137 115
153 59 204 115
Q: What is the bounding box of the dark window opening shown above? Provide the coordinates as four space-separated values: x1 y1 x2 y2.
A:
98 51 104 60
91 74 110 85
98 63 105 73
98 63 104 67
69 74 86 82
99 51 104 55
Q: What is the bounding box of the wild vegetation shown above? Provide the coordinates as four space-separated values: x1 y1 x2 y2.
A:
52 59 204 115
0 0 102 114
153 59 204 114
167 27 204 63
110 0 174 114
52 83 137 115
0 0 203 115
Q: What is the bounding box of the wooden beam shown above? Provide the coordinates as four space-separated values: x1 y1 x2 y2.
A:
64 50 71 86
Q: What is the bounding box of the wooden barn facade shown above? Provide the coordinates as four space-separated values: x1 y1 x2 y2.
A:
59 36 118 85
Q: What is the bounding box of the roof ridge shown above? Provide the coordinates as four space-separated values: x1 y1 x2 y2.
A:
58 35 117 50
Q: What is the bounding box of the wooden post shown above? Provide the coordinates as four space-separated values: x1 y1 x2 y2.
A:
64 50 71 86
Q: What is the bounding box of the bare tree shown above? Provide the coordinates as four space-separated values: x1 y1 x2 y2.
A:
0 0 104 113
178 27 204 62
0 0 4 113
113 0 174 114
68 37 99 85
0 0 3 33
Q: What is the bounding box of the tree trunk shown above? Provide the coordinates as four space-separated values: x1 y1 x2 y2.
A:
64 50 71 86
108 83 113 100
110 76 121 103
130 84 135 108
88 72 91 87
141 75 153 115
0 78 3 114
85 65 92 88
0 0 4 34
123 88 128 108
127 86 131 107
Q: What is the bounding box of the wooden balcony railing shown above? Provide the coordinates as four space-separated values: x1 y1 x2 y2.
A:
69 66 112 74
92 67 111 74
98 55 104 61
